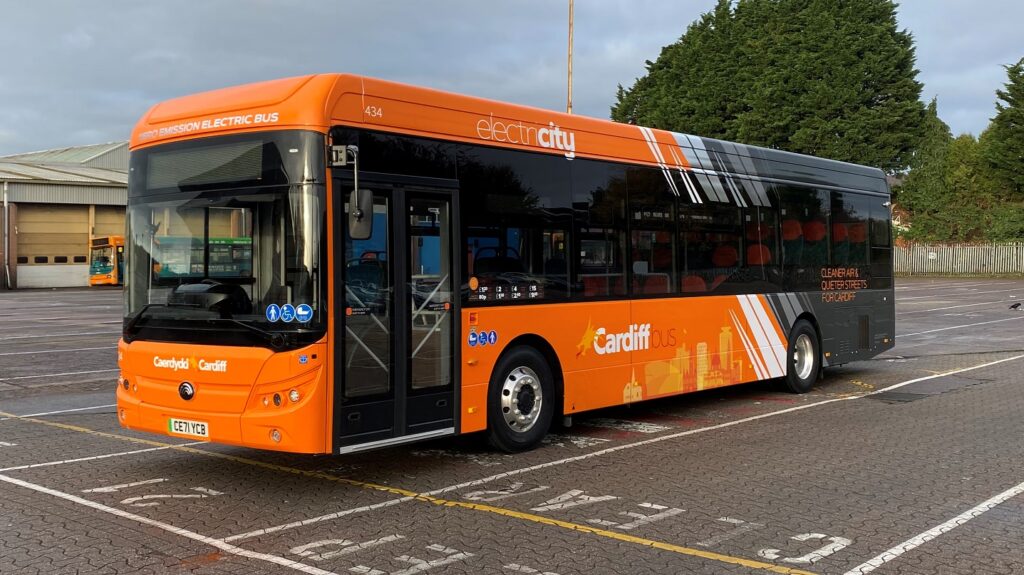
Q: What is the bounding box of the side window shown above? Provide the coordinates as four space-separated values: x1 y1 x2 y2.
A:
832 192 870 267
460 146 571 304
627 167 677 296
870 197 893 288
748 187 780 291
779 186 829 290
678 203 743 294
351 131 457 179
572 160 628 298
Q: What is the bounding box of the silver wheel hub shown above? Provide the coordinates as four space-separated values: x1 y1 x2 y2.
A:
500 366 543 433
793 333 815 381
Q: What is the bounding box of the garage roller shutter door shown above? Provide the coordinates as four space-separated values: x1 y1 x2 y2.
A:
94 206 125 238
17 204 89 264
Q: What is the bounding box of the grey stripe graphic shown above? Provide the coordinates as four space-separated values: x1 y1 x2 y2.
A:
679 135 728 202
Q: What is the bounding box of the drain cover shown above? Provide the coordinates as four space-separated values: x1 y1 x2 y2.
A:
869 391 931 404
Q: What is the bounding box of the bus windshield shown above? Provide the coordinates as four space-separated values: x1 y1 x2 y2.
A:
90 246 114 274
123 131 326 348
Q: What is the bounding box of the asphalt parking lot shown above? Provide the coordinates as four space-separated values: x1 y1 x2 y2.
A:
2 279 1024 575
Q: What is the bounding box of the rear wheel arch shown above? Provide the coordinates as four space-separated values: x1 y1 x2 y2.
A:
781 318 822 394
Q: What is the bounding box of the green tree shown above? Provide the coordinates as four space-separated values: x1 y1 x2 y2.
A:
896 99 953 238
611 0 925 172
983 57 1024 197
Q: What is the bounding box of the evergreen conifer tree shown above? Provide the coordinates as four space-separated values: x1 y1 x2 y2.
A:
984 57 1024 196
611 0 925 172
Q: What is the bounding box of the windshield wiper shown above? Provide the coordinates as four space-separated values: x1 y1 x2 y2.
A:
124 302 202 334
217 318 289 350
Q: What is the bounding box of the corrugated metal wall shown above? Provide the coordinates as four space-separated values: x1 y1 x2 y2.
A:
895 243 1024 275
6 182 126 206
83 144 128 171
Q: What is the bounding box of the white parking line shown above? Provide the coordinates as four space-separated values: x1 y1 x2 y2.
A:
0 346 116 357
0 473 340 575
0 404 112 422
0 331 121 341
900 316 1024 337
898 288 1024 301
843 479 1024 575
222 354 1024 542
17 404 116 418
1 321 121 328
895 282 1014 292
900 299 1022 315
0 443 206 473
223 497 414 542
0 369 119 382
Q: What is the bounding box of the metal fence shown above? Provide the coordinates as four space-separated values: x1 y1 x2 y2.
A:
895 243 1024 276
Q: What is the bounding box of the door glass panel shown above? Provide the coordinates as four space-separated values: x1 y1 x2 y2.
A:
343 195 391 398
409 197 452 390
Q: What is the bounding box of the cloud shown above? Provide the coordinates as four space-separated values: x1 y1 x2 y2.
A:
0 1 1019 156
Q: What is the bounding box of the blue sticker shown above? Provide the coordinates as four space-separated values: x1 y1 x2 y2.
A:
479 330 488 347
280 304 296 322
295 304 313 323
468 331 478 347
488 330 498 345
265 304 281 322
299 354 308 365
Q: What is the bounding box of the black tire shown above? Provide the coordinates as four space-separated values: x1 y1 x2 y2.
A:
487 346 555 453
781 320 820 394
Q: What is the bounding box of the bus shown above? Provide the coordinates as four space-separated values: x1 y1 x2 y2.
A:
89 235 125 286
118 74 894 454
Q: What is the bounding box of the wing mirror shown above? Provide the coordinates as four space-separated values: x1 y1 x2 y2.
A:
332 144 373 240
348 188 373 240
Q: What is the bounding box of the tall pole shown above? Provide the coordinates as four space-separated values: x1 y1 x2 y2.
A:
3 181 10 290
567 0 574 114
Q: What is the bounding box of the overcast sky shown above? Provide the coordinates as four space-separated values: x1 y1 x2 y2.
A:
0 1 1020 157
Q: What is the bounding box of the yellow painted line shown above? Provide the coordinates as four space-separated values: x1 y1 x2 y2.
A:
419 497 817 575
0 410 816 575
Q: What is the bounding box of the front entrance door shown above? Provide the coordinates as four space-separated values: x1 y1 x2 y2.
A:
335 183 457 452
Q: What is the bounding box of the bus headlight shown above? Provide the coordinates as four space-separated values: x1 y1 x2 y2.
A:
289 389 300 403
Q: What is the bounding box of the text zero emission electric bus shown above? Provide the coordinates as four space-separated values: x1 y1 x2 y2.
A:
117 74 894 454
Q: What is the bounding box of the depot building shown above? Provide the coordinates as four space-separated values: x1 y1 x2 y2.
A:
0 142 127 289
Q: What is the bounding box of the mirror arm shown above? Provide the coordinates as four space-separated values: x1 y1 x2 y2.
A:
347 146 364 221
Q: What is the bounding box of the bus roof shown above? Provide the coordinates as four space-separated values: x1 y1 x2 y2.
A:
130 73 887 194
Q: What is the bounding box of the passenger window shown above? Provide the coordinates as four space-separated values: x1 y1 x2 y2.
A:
779 186 829 290
572 160 628 298
679 203 745 294
832 192 870 267
870 197 893 288
628 167 677 295
460 145 572 303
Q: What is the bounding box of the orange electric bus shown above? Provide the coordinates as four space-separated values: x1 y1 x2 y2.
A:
118 74 894 454
89 235 125 286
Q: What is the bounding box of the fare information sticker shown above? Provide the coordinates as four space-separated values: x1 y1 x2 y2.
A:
168 418 209 438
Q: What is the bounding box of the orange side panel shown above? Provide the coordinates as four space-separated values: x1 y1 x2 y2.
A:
459 295 789 434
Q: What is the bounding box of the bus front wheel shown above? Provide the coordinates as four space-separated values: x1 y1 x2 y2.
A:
487 346 554 452
782 320 820 394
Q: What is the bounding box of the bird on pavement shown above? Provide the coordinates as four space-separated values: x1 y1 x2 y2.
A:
1011 302 1021 310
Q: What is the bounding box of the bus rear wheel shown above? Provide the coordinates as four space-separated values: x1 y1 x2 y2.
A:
487 346 554 453
782 320 820 394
